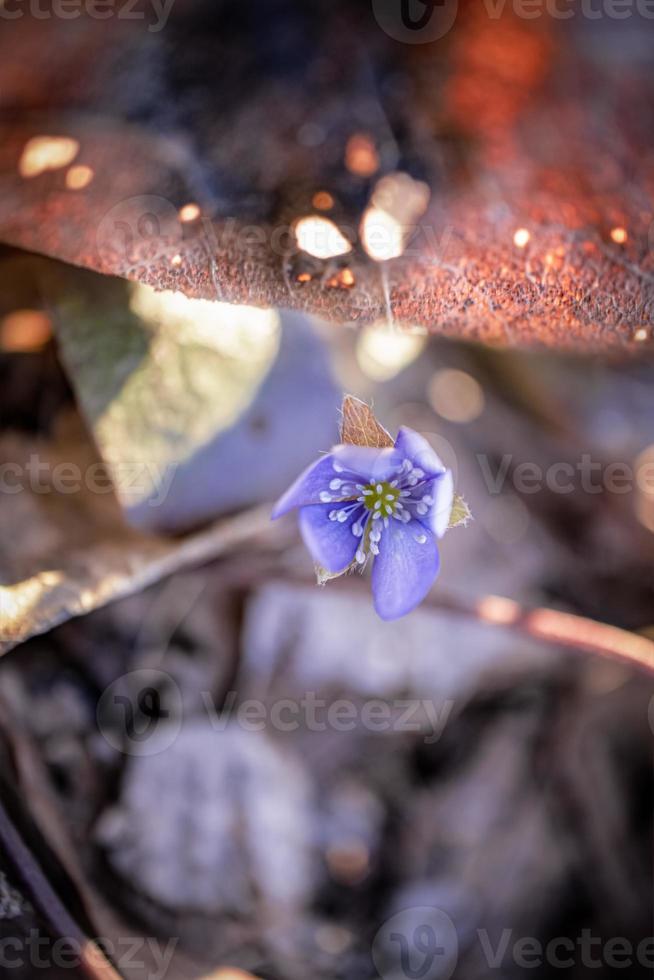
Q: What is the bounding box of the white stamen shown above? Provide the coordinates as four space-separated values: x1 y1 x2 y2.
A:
336 510 349 522
373 511 381 520
362 489 373 496
356 549 366 564
385 494 395 501
320 491 332 503
329 510 339 521
370 543 380 556
376 484 383 493
370 527 381 543
415 533 428 544
417 503 429 515
352 523 364 537
374 500 382 510
329 478 343 490
333 461 344 473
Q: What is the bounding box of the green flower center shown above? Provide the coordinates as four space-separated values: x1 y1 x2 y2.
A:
362 480 400 516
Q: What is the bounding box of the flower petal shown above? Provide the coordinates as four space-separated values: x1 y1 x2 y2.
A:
298 503 363 573
272 454 345 519
331 444 400 482
394 427 446 477
371 519 440 620
417 470 455 539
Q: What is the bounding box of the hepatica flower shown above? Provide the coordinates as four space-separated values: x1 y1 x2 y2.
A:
273 398 468 621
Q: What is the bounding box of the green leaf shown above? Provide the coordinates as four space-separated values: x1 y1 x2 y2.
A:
448 493 473 529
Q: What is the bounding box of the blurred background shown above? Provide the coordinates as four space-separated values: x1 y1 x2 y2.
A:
0 1 653 978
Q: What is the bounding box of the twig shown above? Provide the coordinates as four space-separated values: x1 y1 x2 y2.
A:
0 798 122 980
0 688 208 980
282 574 654 675
435 592 654 675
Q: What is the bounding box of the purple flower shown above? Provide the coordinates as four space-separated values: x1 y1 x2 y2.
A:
272 426 454 620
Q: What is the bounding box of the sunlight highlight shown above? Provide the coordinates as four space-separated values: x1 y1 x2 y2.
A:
356 323 426 381
65 164 94 190
428 369 484 423
0 310 52 352
0 572 64 645
88 287 284 500
360 172 430 262
19 135 80 178
610 226 628 244
513 228 530 248
294 216 352 259
476 595 521 625
129 286 280 358
345 133 380 177
179 203 201 222
312 190 335 211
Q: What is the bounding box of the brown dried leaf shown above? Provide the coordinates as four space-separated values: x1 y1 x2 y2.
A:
317 396 392 586
0 9 652 350
0 418 276 656
340 395 393 449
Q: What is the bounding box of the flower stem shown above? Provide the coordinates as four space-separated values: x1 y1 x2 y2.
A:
427 592 654 675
